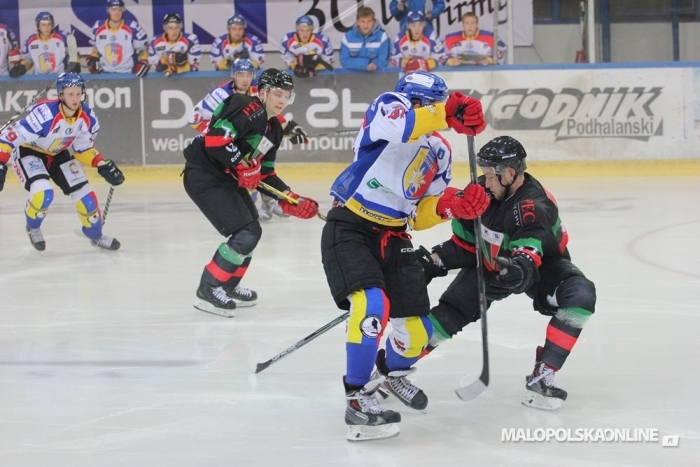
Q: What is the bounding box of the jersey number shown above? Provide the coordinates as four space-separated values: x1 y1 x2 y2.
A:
4 128 18 142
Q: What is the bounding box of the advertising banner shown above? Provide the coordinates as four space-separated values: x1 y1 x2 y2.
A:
438 67 693 162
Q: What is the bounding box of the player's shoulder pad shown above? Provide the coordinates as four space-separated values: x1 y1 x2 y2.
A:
219 94 265 122
24 101 57 133
376 91 411 110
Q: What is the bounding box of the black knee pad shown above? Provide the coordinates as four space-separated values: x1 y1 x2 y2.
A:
556 275 596 313
227 221 262 255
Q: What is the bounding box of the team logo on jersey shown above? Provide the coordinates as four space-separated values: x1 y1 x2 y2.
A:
403 146 438 199
65 128 73 135
105 43 123 66
360 315 383 339
38 53 56 73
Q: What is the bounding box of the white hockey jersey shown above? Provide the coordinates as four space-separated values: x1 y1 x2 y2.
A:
0 99 99 157
21 32 69 75
91 18 148 73
330 92 452 228
0 24 20 76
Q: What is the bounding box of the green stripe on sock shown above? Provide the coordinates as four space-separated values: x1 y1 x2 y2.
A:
555 307 592 328
217 243 249 265
428 313 451 341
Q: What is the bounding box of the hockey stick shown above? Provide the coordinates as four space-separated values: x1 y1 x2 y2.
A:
258 181 327 221
307 129 359 139
455 135 490 401
102 187 115 224
255 311 350 373
0 81 55 134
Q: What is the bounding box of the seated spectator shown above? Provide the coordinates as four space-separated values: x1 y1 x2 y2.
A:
89 0 149 76
390 11 445 72
340 6 390 72
444 12 506 66
0 22 21 76
390 0 444 31
280 15 333 78
10 12 80 78
210 15 264 71
148 13 201 77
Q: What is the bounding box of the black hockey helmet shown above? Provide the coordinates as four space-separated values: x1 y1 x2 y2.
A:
477 136 527 175
163 13 183 27
258 68 295 104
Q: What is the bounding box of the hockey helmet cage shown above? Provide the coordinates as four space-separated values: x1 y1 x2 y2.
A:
477 136 527 174
394 71 448 106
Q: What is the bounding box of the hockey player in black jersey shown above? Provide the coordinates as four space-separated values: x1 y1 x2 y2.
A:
182 68 319 317
419 136 596 410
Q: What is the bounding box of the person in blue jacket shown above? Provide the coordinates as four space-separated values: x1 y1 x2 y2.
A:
340 6 390 72
390 0 444 31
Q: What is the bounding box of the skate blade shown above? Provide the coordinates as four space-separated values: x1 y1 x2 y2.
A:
346 423 400 442
193 299 236 318
233 299 257 308
522 390 562 411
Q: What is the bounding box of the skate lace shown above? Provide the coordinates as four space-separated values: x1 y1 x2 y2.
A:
28 228 44 243
529 363 556 388
212 287 235 304
91 236 114 248
386 375 420 401
234 285 253 299
349 391 386 415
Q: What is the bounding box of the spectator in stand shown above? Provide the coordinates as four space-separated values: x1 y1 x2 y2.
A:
340 6 390 73
280 15 333 78
0 22 21 76
390 0 444 31
444 12 506 66
10 11 80 78
148 13 201 77
210 15 265 71
390 11 445 72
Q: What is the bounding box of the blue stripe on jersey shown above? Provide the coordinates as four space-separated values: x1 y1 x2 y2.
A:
330 139 387 202
354 192 406 219
402 107 416 142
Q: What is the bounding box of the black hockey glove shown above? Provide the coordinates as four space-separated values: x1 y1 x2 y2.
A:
97 160 125 186
488 254 539 295
0 163 7 192
9 63 26 78
67 61 82 73
283 120 309 144
415 245 447 285
234 48 250 60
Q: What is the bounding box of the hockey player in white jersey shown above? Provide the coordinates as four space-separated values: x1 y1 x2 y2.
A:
0 22 21 76
148 13 201 76
88 0 150 76
0 73 125 251
10 12 80 77
320 71 489 441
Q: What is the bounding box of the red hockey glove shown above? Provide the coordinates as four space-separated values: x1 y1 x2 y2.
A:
87 56 102 74
234 159 261 189
444 92 487 136
8 48 21 67
436 184 489 220
132 60 150 77
403 58 429 73
279 193 319 219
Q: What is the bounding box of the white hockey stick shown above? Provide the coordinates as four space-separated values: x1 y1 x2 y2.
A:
455 136 490 401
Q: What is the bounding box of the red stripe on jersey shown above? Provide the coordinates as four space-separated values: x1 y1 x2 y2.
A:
546 324 578 351
514 248 542 268
559 225 569 254
205 261 236 282
204 135 233 147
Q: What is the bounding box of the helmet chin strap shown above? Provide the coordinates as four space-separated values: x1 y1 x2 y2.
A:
497 169 519 198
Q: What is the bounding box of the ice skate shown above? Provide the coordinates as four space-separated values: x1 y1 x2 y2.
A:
345 377 401 442
257 203 273 222
90 235 120 251
194 284 237 318
26 225 46 251
226 284 257 307
373 349 428 411
522 347 568 411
